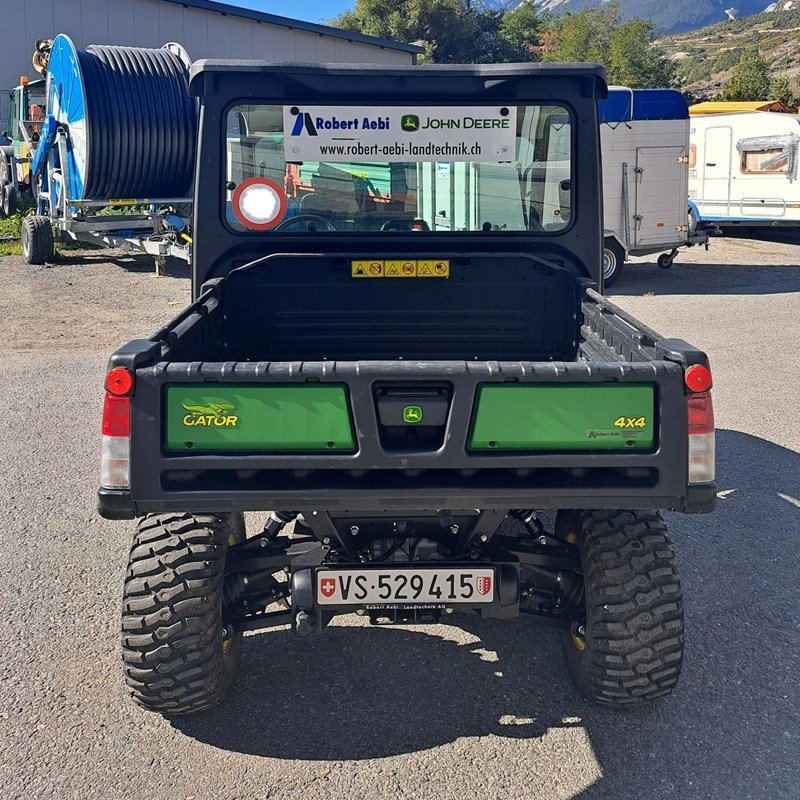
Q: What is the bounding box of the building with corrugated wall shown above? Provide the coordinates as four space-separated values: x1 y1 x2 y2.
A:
1 0 421 116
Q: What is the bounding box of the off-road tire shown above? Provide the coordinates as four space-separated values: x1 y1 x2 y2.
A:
121 512 245 715
560 509 684 707
21 215 54 264
3 183 19 217
602 238 625 288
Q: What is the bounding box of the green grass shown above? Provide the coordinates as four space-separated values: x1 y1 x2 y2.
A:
0 241 22 256
0 210 27 255
0 211 25 239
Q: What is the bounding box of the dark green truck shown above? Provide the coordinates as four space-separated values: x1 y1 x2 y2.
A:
98 61 716 715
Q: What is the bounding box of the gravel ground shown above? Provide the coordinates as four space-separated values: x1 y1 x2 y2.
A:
0 238 798 800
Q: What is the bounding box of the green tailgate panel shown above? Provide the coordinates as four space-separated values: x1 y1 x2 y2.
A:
469 384 655 450
165 384 355 451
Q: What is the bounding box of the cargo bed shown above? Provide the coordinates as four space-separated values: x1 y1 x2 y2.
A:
99 253 715 518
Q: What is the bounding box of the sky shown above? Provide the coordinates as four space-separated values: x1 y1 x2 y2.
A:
230 1 355 24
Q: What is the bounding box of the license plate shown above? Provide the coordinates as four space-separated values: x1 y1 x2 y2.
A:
316 567 494 606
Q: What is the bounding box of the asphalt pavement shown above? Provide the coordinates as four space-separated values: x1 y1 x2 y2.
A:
0 239 798 799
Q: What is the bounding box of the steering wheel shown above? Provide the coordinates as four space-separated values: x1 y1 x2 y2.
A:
273 214 339 232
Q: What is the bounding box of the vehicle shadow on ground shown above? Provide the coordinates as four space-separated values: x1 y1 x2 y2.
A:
609 260 800 297
52 251 190 277
724 226 800 246
174 429 799 799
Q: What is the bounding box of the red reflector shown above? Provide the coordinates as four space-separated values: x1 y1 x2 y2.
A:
685 364 712 393
687 392 714 436
105 366 134 396
102 393 131 437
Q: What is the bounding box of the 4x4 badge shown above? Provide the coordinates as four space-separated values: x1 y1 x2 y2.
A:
403 405 423 424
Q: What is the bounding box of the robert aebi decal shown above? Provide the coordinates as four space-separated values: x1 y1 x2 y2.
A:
290 107 390 134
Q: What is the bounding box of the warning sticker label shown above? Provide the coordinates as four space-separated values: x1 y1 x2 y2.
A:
352 260 384 277
351 260 449 279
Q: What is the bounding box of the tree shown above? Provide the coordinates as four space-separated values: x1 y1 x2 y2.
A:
721 49 770 101
608 19 674 89
498 2 545 61
539 7 614 66
328 0 497 64
538 6 673 88
768 73 797 107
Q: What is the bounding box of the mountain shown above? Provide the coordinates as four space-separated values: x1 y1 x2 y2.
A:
479 0 772 35
659 6 800 95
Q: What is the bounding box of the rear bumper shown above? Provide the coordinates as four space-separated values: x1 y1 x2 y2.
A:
98 358 716 520
99 482 717 519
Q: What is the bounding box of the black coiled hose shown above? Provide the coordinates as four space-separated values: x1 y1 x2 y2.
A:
75 45 196 200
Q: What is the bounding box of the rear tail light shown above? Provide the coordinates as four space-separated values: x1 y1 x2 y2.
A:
100 391 130 490
105 366 133 396
687 391 715 483
684 364 712 393
102 394 130 437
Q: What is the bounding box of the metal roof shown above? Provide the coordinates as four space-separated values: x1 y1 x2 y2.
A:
189 60 609 98
192 60 607 79
689 101 797 116
159 0 425 55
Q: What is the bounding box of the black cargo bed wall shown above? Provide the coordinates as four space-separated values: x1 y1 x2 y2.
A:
164 297 229 362
192 252 581 362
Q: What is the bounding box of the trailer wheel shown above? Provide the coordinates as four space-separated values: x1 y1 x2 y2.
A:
21 215 54 264
559 509 684 707
121 512 246 716
657 252 675 270
3 184 19 217
602 238 625 288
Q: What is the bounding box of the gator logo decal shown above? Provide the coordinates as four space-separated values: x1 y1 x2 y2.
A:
181 401 239 428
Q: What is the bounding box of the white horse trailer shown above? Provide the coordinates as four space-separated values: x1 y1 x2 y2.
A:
599 88 708 286
688 110 800 228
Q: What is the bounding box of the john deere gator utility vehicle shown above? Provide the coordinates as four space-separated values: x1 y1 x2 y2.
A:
98 61 716 715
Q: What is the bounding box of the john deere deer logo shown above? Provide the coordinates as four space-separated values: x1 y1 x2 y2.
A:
403 405 423 424
181 401 238 428
401 114 420 132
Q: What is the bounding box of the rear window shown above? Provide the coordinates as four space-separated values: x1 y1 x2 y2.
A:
224 103 573 234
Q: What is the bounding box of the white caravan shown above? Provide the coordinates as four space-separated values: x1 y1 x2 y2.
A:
688 109 800 228
599 88 708 286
